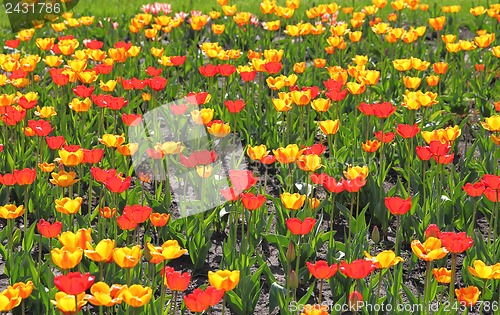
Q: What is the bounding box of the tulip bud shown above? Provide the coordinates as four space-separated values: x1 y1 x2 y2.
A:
425 224 440 239
288 270 298 289
348 291 363 312
286 243 296 262
371 226 380 243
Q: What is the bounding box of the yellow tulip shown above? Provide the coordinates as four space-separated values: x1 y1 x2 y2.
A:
411 237 448 262
0 204 24 220
55 197 83 215
280 193 306 210
51 246 84 269
122 285 152 308
364 250 403 269
84 239 115 262
112 245 142 268
208 270 240 291
51 292 86 313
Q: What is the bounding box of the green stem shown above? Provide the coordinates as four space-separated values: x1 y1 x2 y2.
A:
449 253 457 304
318 279 323 304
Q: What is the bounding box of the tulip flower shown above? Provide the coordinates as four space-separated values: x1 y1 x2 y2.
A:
164 269 191 291
149 213 170 227
455 286 480 307
208 270 240 291
59 228 92 251
122 285 152 307
112 245 142 268
51 292 87 314
51 246 84 270
364 250 404 269
54 272 95 295
55 197 83 214
0 287 22 312
340 259 376 279
433 268 451 283
37 219 62 238
0 204 24 220
240 193 266 210
229 170 258 190
384 196 412 215
467 260 500 280
184 286 224 313
84 239 115 262
86 282 125 307
280 193 306 210
286 217 316 235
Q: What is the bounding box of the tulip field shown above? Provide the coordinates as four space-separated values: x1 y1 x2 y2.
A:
0 0 500 314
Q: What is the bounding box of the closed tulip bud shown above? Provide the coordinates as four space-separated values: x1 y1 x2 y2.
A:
371 226 380 243
288 270 298 289
348 291 363 311
286 243 295 262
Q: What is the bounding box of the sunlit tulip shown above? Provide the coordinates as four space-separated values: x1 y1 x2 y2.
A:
411 237 448 261
208 270 240 291
273 144 302 164
112 245 142 268
122 285 152 308
51 246 84 269
84 239 115 262
55 197 83 215
86 282 125 307
51 292 86 314
280 193 306 210
0 204 24 220
364 250 403 269
433 268 451 283
455 286 480 307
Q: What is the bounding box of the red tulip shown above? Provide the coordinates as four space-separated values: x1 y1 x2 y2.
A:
374 131 395 143
148 76 167 91
91 167 116 184
264 61 282 74
239 70 257 82
384 196 412 215
342 177 366 193
17 96 38 110
179 150 218 168
220 187 242 201
310 173 326 185
0 173 16 186
229 170 257 190
340 259 376 279
106 96 128 111
306 260 338 279
83 149 104 164
484 187 500 202
217 64 236 76
54 272 95 295
416 146 432 161
481 174 500 190
425 224 441 239
116 215 138 230
286 217 316 235
13 168 36 185
396 123 420 138
170 56 186 66
463 182 485 197
372 102 396 119
104 175 131 193
199 64 219 77
439 232 473 254
240 192 266 210
302 143 326 155
357 102 374 116
84 40 103 49
184 286 224 313
433 154 454 164
131 77 148 90
72 85 94 98
186 92 211 105
260 155 276 164
28 120 53 137
323 175 345 193
94 63 113 74
37 219 62 238
123 204 152 224
164 269 191 291
0 144 3 153
428 141 451 156
122 114 142 126
5 39 20 48
145 66 162 76
224 100 246 113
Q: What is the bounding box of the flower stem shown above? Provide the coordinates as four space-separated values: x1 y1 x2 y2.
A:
449 253 457 304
